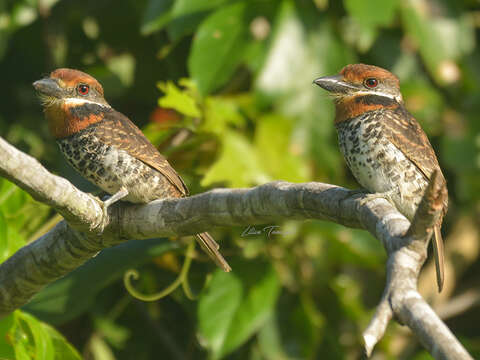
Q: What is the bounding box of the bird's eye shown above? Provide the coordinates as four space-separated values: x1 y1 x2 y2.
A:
77 84 90 95
364 78 378 88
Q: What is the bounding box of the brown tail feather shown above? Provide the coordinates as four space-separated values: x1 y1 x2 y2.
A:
195 232 231 272
433 225 445 292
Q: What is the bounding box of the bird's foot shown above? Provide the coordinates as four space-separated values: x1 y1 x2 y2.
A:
87 194 108 233
103 187 129 208
356 189 396 207
89 187 129 233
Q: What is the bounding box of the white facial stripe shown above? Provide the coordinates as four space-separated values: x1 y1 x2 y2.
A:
64 98 109 107
320 79 402 102
356 90 393 99
356 91 403 102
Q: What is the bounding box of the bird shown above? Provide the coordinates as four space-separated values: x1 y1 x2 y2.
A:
314 64 448 292
33 68 231 272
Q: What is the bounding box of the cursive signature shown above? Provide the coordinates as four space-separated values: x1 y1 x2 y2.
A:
241 225 284 239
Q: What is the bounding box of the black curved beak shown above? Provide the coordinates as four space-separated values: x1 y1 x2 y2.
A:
33 78 63 98
313 75 357 94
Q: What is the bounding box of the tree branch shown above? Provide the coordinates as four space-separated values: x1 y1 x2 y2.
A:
0 137 472 358
363 170 470 359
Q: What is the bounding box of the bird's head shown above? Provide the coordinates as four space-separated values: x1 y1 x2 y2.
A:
314 64 402 103
33 68 110 138
314 64 403 124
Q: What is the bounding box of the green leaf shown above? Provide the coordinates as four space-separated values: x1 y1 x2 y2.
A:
106 54 136 87
344 0 398 28
140 0 175 35
400 1 474 84
0 180 49 244
198 261 281 359
401 80 444 134
254 114 310 182
331 275 367 321
257 316 290 360
10 4 37 29
201 131 270 188
0 314 14 359
14 342 30 360
43 323 82 360
157 81 201 117
188 2 251 95
17 312 55 360
94 317 130 349
256 0 353 181
274 294 323 359
167 0 230 41
89 335 115 360
201 96 245 135
341 17 378 52
24 239 176 325
0 211 8 262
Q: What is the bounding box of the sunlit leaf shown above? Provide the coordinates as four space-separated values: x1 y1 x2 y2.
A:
10 4 37 29
0 211 7 262
14 342 30 360
157 81 201 117
107 54 136 87
43 323 82 360
94 318 130 349
17 312 55 360
201 131 270 188
167 0 230 41
202 96 245 134
254 114 310 182
89 335 115 360
0 314 14 359
344 0 398 28
400 0 474 84
256 0 353 181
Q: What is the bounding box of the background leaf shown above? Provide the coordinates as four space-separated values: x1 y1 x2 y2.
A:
201 131 270 187
24 239 176 325
198 261 281 359
188 2 252 95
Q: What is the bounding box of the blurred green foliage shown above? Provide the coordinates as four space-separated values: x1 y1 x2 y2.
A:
0 0 479 359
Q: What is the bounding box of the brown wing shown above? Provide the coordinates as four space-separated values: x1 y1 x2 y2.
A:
384 106 447 291
384 106 440 180
95 109 189 196
384 105 448 210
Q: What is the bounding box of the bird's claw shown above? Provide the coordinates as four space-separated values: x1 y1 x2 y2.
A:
356 189 396 207
89 187 129 233
87 194 110 233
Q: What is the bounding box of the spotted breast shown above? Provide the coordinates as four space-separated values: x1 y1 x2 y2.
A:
336 108 428 219
57 122 181 203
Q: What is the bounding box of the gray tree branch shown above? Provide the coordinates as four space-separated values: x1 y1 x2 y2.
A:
0 136 472 359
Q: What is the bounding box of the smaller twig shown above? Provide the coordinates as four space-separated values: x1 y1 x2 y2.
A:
436 289 480 320
363 297 392 356
362 170 472 359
